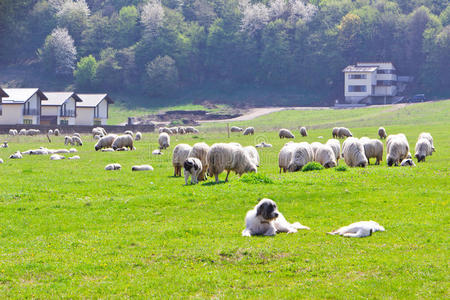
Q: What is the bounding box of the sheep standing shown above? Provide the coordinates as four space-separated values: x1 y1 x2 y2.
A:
135 132 142 141
337 127 352 138
184 158 202 185
54 129 60 136
326 139 341 162
386 135 409 166
300 127 308 137
230 126 243 133
172 144 193 177
159 127 172 135
378 127 387 139
360 138 383 165
315 144 337 168
287 142 314 172
112 135 134 151
72 136 83 146
124 130 133 137
178 127 186 135
9 129 17 136
64 136 74 145
415 138 432 162
278 143 296 173
342 138 368 167
244 146 260 167
418 132 435 153
279 128 295 139
188 142 210 181
243 127 255 135
310 142 322 160
185 127 198 134
19 129 27 136
95 134 118 151
158 132 170 150
332 127 339 138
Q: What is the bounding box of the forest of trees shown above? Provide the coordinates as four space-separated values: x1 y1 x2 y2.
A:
0 0 449 105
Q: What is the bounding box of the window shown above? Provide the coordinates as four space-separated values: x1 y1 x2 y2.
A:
24 119 32 124
348 74 367 79
348 85 367 92
60 120 69 125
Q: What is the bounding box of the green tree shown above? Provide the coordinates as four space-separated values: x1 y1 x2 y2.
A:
113 5 139 48
55 0 90 43
144 55 179 96
95 48 122 90
74 55 97 89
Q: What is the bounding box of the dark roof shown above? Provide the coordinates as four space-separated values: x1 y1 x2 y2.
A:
77 94 114 107
42 92 82 106
1 88 48 104
0 88 8 98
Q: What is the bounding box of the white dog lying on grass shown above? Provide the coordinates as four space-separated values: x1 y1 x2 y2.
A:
327 221 385 238
242 198 310 236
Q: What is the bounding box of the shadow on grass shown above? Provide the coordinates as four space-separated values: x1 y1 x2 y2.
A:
201 181 227 186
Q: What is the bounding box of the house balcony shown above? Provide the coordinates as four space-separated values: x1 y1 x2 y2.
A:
23 108 39 115
60 109 76 117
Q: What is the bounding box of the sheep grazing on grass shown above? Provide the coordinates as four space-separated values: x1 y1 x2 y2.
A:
105 163 121 170
169 127 178 135
386 135 410 166
124 130 133 137
92 127 107 137
178 127 186 135
418 132 435 153
158 132 170 150
386 133 408 154
243 127 255 135
342 138 368 167
112 135 134 151
64 136 74 145
300 127 308 137
9 151 22 159
135 132 142 141
360 137 383 165
332 127 339 138
9 129 18 136
72 136 83 146
54 129 60 136
315 144 337 168
231 126 243 133
184 158 202 185
278 143 296 173
415 138 432 162
337 127 352 138
73 133 81 138
68 155 80 160
310 142 322 160
50 154 65 160
101 148 115 152
95 134 118 151
244 146 260 167
326 139 341 162
287 142 314 172
188 142 210 181
401 158 416 167
19 129 27 136
185 126 199 134
159 127 172 135
207 143 257 183
378 127 387 139
172 144 193 177
279 128 295 139
48 129 53 135
132 165 154 171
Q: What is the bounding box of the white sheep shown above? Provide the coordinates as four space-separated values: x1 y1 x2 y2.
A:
159 127 172 135
418 132 435 153
279 128 295 139
54 129 60 136
326 139 341 162
68 155 80 160
386 136 409 166
152 149 162 155
243 127 255 135
132 165 154 171
54 149 70 154
112 135 134 151
415 138 432 162
230 126 243 132
73 133 81 138
158 132 170 150
310 142 322 160
287 142 314 172
170 127 178 135
9 129 17 136
178 127 186 135
72 136 83 146
69 148 77 153
378 127 387 139
300 127 308 137
95 134 118 151
93 127 107 136
19 129 27 135
184 158 202 185
360 138 383 165
401 158 416 167
332 127 339 138
64 136 74 145
342 137 368 167
101 148 115 152
9 151 22 159
135 132 142 141
244 146 260 167
124 130 134 136
188 142 210 181
315 144 337 168
337 127 352 138
105 163 121 170
172 144 193 177
0 158 3 163
50 154 65 160
278 143 296 173
386 133 408 154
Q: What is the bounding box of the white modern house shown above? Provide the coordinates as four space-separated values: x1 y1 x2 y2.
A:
76 94 114 125
0 88 48 124
343 62 398 104
41 92 82 125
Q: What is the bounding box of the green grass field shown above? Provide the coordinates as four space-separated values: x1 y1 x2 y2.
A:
0 101 448 298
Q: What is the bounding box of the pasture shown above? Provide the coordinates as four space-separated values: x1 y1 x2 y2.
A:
0 101 448 298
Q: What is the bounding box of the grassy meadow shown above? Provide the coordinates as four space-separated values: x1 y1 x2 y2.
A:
0 101 449 298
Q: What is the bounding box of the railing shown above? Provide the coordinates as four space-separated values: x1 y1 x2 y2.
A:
23 108 39 115
60 109 76 117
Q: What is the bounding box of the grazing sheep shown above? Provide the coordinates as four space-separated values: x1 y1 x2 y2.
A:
401 158 416 167
54 149 70 154
326 139 341 162
172 144 193 177
68 155 80 160
386 133 408 154
360 138 384 165
112 135 134 151
185 126 198 134
105 163 121 170
415 138 432 162
72 136 83 146
54 129 60 136
19 129 27 135
378 127 387 139
243 127 255 135
64 136 74 145
170 127 178 135
9 129 17 136
244 146 260 167
332 127 339 138
418 132 435 153
135 132 142 141
73 133 81 138
158 132 170 150
342 138 368 167
230 126 243 132
159 127 172 135
300 127 308 137
337 127 352 138
152 149 162 155
132 165 154 171
279 128 295 139
386 136 410 166
93 127 107 136
184 158 202 185
95 134 118 151
47 129 53 135
315 144 337 168
124 130 133 136
9 151 22 159
287 142 314 172
278 143 296 173
188 142 210 181
101 148 115 152
178 127 186 135
310 142 322 159
50 154 65 160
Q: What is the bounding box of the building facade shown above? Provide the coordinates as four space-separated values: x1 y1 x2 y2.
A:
0 88 48 124
76 94 114 126
41 92 82 125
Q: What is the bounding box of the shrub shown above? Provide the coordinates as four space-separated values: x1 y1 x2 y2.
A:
335 165 348 172
240 173 274 184
302 162 324 172
74 55 97 89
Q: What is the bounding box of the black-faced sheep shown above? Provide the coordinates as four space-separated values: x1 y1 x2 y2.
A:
172 144 192 177
72 136 83 146
64 136 74 145
184 158 202 185
188 142 210 181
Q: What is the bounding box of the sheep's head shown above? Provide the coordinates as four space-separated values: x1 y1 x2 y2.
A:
415 153 425 162
387 155 395 166
287 163 302 172
246 163 257 173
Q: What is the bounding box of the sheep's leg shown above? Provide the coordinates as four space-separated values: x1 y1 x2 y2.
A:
225 171 230 182
174 167 177 177
214 174 219 183
184 172 189 185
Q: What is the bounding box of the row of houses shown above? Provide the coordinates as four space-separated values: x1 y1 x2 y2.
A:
0 88 113 125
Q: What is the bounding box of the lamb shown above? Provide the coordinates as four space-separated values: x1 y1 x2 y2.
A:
54 129 60 136
415 138 432 162
9 151 22 159
418 132 435 153
101 148 115 152
342 138 368 167
132 165 154 171
286 142 314 172
310 142 322 159
124 130 134 136
95 134 118 151
337 127 352 138
50 154 65 160
326 139 341 162
135 132 142 141
64 136 74 145
243 127 255 135
158 132 170 150
401 158 416 167
386 136 410 166
332 127 339 138
244 146 260 167
188 142 210 181
111 135 134 151
378 127 387 139
360 138 383 165
315 144 337 168
105 163 121 170
72 136 83 146
230 126 243 132
279 128 295 139
207 143 257 183
68 155 80 160
172 144 193 177
300 126 308 137
184 158 202 185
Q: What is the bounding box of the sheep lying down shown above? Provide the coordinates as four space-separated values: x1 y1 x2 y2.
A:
327 221 385 238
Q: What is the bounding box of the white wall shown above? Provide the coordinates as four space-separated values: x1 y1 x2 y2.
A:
42 106 58 116
0 104 23 124
76 107 94 125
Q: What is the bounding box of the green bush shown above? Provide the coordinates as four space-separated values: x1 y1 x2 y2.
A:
302 162 324 172
335 165 348 172
240 173 274 184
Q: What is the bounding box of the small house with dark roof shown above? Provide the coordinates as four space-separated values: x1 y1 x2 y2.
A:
42 92 82 125
0 88 48 124
76 94 114 125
